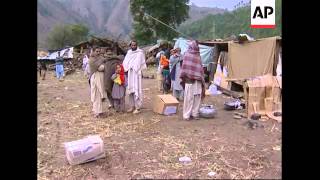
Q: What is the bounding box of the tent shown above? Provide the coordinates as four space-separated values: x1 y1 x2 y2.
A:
227 36 281 79
200 36 282 118
173 37 214 67
199 36 281 85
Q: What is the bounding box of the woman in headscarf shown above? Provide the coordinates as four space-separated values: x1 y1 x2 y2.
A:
103 48 122 109
180 41 205 120
88 48 108 118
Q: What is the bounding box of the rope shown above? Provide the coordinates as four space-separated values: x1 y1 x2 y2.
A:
143 12 193 40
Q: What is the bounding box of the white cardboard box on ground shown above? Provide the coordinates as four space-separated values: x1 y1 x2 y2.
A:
64 135 105 165
152 94 179 115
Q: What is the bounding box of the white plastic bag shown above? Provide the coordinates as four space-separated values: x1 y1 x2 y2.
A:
208 84 222 95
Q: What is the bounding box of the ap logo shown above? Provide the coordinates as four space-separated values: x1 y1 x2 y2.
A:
251 0 276 28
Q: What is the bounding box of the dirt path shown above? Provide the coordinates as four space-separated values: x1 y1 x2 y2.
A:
37 68 281 179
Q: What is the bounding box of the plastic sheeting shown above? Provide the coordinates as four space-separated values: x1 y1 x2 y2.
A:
174 38 214 67
38 47 74 60
227 37 276 79
276 53 282 76
208 84 222 95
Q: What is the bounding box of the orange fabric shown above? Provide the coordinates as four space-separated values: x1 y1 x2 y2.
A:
160 55 169 67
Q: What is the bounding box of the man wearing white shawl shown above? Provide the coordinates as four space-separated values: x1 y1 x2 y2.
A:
122 40 147 114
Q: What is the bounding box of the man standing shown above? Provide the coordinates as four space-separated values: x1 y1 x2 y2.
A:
180 41 205 120
122 40 147 114
55 51 64 81
39 60 47 80
103 48 122 109
88 48 108 118
170 48 184 101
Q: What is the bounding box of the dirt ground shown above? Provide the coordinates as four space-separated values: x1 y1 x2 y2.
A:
37 67 281 179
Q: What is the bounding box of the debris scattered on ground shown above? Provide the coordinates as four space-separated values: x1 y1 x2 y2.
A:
272 145 281 151
208 171 217 177
41 36 129 76
73 105 80 108
142 74 155 79
234 112 247 118
274 112 282 116
38 69 281 179
224 99 244 111
250 113 261 120
179 156 192 164
246 119 264 129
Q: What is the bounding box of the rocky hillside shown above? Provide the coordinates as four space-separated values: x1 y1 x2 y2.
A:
183 2 227 24
38 0 226 48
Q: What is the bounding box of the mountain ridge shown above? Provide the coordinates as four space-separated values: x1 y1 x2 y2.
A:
37 0 227 48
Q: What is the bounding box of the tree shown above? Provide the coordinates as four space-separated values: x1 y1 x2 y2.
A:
180 0 281 40
46 24 89 49
130 0 189 45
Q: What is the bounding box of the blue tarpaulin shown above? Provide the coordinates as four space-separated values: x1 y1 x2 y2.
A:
173 38 214 67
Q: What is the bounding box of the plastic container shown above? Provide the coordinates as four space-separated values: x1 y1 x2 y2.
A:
199 105 217 118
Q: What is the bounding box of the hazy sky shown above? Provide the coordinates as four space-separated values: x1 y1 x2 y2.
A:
189 0 250 10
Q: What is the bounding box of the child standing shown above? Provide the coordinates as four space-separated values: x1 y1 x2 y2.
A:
111 64 126 113
55 51 64 81
160 53 170 93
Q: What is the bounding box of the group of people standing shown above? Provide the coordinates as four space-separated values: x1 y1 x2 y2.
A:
156 44 185 101
85 40 147 118
38 51 65 81
156 40 205 120
39 40 205 121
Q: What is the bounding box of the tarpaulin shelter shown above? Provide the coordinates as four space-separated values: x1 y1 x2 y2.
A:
173 37 214 67
227 36 281 79
199 36 281 88
38 47 74 61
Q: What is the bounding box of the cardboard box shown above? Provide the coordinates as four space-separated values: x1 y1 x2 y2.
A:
64 135 105 165
153 94 179 115
244 74 281 117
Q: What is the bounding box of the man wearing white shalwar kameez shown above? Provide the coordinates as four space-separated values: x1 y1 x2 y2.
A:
122 40 147 114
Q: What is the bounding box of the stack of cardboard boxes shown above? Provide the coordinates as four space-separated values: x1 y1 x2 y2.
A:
244 74 282 121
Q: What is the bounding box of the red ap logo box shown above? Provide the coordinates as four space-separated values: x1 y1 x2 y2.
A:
251 0 276 28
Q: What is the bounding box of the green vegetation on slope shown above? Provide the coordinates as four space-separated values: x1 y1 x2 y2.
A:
46 24 89 50
179 0 281 40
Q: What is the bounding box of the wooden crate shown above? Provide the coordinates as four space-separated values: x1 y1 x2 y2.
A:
245 74 281 117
